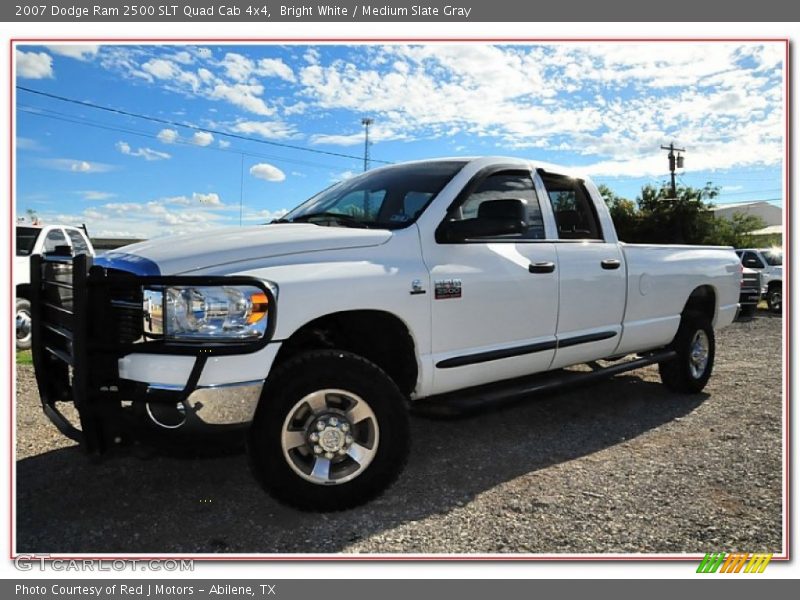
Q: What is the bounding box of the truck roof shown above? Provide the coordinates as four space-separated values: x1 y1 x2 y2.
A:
370 156 585 179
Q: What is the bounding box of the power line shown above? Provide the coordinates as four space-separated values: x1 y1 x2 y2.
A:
17 85 393 165
17 104 358 173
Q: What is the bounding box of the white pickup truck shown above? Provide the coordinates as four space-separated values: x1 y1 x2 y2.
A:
735 247 783 313
30 157 741 511
15 224 95 350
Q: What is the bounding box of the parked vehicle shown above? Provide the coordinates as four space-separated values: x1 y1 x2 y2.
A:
736 267 762 320
15 224 94 350
30 157 740 510
735 248 782 313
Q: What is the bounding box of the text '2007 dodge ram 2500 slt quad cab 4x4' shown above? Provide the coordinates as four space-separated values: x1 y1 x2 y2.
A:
30 157 741 511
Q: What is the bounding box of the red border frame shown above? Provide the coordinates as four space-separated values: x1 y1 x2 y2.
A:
8 36 791 563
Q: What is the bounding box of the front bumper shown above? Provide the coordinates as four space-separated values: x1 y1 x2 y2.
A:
149 379 264 429
29 253 277 452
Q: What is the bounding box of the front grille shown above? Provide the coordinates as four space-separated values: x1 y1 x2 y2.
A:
109 286 144 344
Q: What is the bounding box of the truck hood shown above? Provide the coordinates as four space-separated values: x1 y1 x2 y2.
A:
96 224 392 275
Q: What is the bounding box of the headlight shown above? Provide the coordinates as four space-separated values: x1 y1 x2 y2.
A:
143 283 274 341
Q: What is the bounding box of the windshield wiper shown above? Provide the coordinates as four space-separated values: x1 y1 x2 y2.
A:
281 212 370 228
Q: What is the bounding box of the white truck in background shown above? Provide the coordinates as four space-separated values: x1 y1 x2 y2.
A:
30 157 741 511
736 248 783 313
15 224 95 350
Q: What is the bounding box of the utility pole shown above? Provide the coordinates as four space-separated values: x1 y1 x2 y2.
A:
660 142 685 198
361 117 373 172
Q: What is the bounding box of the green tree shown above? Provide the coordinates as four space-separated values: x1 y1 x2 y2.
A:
597 184 639 242
707 211 766 248
634 181 720 244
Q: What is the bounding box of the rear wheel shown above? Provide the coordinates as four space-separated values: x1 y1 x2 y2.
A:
16 298 32 351
248 349 410 511
658 314 715 393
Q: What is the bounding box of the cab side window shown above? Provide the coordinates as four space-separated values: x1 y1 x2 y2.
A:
541 174 603 240
452 171 545 240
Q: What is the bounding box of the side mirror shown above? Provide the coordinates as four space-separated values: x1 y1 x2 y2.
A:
438 198 528 243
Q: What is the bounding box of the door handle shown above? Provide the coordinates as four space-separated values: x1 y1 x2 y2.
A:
529 261 556 274
601 259 621 270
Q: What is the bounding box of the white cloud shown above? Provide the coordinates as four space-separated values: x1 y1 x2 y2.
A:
210 83 274 116
157 128 179 144
220 52 254 82
249 163 286 182
164 195 192 206
296 43 783 177
38 158 114 173
16 50 53 79
116 141 171 161
191 131 214 146
45 45 100 61
257 58 295 82
333 170 357 182
193 192 223 206
243 208 289 222
141 58 178 80
17 137 43 151
77 190 116 201
232 120 297 139
171 51 193 65
218 139 231 149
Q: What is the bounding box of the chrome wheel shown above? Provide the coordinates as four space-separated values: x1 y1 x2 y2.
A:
768 290 781 313
281 389 379 486
689 330 709 379
16 309 32 344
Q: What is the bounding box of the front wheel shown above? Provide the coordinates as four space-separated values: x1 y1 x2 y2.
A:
767 284 782 313
248 350 410 511
16 298 32 351
658 314 715 393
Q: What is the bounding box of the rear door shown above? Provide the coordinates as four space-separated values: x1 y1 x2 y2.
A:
538 171 627 368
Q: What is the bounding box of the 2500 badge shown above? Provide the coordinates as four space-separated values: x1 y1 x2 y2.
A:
435 279 462 300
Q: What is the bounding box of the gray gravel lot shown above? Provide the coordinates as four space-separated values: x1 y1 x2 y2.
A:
15 313 783 555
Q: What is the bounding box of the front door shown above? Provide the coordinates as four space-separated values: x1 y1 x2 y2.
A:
423 167 560 395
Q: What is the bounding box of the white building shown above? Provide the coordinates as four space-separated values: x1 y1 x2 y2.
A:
711 201 783 229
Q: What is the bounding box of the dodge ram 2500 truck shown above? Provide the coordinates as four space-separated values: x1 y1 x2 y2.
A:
29 157 741 511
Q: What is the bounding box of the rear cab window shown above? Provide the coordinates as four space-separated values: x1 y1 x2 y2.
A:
66 229 91 255
43 228 68 253
540 173 603 241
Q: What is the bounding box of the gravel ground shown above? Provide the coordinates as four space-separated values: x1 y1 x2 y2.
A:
15 312 783 555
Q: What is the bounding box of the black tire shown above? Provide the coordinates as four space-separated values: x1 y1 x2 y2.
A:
16 298 32 351
767 284 782 313
658 313 715 393
248 349 410 511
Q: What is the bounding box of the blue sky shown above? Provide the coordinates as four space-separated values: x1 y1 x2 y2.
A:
15 43 784 238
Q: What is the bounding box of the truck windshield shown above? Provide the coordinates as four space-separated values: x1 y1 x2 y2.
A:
762 249 782 266
16 226 40 256
280 161 468 229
